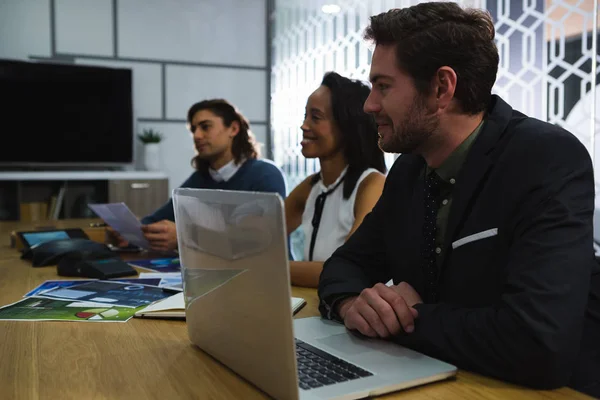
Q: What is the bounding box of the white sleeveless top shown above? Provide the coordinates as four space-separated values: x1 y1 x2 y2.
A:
301 167 380 262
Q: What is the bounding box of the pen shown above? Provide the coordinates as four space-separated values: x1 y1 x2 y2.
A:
90 222 108 227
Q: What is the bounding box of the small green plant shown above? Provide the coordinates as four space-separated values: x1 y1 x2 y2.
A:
138 128 163 144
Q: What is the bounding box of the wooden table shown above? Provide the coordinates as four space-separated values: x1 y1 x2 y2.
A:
0 220 592 399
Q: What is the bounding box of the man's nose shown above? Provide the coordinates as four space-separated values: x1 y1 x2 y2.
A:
193 126 203 138
363 91 381 114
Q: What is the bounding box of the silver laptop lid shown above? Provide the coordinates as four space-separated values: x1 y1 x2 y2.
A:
173 188 299 400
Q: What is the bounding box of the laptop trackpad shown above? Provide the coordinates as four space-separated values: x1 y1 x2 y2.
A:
316 332 388 355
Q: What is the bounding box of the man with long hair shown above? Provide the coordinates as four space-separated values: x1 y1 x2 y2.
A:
318 2 599 396
122 99 286 252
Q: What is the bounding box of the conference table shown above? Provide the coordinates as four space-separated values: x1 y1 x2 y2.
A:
0 219 593 399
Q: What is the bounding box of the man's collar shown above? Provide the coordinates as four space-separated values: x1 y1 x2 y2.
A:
427 120 485 183
209 159 244 182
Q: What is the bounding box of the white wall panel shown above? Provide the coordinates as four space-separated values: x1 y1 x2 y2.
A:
166 65 267 122
137 121 195 194
0 0 51 60
55 0 113 56
75 58 162 119
118 0 266 66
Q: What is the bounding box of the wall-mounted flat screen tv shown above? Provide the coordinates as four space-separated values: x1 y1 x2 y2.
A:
0 59 133 167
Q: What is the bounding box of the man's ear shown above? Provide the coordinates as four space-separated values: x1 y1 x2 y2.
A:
229 121 240 138
432 66 457 111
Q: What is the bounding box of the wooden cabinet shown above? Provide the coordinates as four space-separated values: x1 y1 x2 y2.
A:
0 171 169 221
109 179 169 218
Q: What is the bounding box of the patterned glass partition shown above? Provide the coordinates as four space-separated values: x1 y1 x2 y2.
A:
271 0 599 194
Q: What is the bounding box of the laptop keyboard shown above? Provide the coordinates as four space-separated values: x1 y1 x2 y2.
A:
295 339 373 391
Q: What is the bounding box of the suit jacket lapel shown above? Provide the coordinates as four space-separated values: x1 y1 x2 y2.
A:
443 96 513 256
389 155 427 292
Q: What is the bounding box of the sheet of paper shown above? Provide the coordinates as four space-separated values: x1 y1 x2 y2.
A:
128 258 181 273
138 272 180 279
137 292 184 314
35 280 171 308
24 278 163 297
138 272 182 288
0 297 137 322
88 202 150 249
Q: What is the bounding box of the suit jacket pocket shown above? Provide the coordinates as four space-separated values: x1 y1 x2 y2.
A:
452 228 498 250
445 228 503 304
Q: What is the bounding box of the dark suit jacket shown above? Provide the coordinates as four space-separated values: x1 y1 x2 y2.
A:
318 95 600 397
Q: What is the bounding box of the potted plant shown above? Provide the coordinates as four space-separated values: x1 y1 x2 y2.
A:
138 129 164 171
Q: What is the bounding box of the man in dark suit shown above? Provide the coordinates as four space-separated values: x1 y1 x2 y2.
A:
318 2 600 397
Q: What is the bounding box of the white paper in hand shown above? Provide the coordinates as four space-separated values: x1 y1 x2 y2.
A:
88 202 150 249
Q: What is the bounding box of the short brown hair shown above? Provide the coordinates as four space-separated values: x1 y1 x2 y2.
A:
187 99 260 173
364 2 498 114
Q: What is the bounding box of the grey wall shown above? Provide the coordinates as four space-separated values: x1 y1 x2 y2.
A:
0 0 269 193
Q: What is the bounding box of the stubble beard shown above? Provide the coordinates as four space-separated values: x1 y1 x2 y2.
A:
378 99 439 155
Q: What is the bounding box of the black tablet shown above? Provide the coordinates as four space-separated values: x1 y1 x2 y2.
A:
16 228 89 250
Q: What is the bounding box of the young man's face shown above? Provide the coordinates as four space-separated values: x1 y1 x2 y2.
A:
189 110 237 164
364 44 439 154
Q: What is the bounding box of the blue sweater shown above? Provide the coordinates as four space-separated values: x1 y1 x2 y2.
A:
141 158 287 224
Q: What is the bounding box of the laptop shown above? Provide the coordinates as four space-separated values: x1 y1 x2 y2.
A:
173 188 457 400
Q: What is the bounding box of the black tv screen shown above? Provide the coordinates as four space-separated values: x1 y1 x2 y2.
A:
0 59 133 166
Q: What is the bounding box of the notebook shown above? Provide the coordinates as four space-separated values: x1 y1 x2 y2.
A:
134 292 306 319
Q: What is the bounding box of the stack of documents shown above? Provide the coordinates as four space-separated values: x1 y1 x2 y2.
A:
0 279 173 323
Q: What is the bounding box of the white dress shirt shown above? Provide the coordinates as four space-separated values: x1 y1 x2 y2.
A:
209 159 244 182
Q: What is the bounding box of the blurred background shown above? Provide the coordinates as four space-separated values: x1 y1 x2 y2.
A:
0 0 598 214
272 0 599 193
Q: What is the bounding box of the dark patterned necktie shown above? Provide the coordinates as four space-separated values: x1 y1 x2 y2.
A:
422 172 442 303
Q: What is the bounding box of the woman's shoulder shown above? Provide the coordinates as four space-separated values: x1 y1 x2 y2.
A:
360 167 386 179
287 173 319 208
291 173 319 197
356 169 386 195
354 168 385 188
